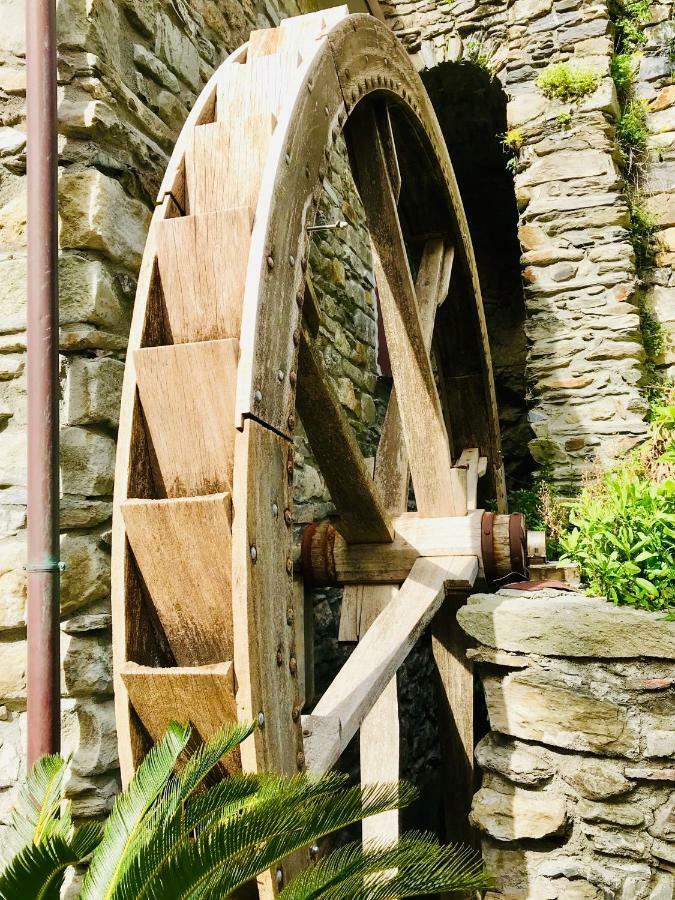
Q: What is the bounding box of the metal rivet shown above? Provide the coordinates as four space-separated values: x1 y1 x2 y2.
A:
254 390 262 403
250 545 257 562
289 371 297 387
267 255 274 269
296 751 305 769
288 413 296 430
289 656 297 676
292 705 301 722
258 711 265 727
272 503 279 518
286 607 295 626
277 369 285 382
286 557 293 575
276 648 284 667
284 509 292 527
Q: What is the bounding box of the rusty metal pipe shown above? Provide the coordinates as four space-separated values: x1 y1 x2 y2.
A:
26 0 60 764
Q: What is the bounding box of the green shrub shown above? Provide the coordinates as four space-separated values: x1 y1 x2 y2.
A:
537 63 600 101
561 402 675 613
556 111 573 129
610 52 637 101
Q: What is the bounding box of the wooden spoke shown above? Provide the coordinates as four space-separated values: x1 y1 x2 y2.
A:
303 555 478 774
296 325 393 544
348 103 466 518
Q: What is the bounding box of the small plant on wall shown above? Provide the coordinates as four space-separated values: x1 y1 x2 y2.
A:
537 63 600 102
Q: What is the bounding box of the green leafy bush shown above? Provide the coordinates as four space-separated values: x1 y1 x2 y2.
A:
0 723 491 900
556 111 573 129
561 402 675 612
502 128 523 152
537 63 599 101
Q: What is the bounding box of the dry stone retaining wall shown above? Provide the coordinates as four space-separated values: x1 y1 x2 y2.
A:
459 588 675 899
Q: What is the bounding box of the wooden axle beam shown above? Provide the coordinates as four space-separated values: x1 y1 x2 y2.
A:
301 511 528 587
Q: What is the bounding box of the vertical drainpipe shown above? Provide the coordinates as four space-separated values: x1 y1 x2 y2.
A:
25 0 61 765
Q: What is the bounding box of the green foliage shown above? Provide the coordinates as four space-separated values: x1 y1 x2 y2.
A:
561 404 675 613
462 34 495 72
502 128 523 152
616 98 649 171
613 0 651 54
556 111 573 129
637 290 668 409
609 52 638 102
508 478 568 560
1 724 491 900
628 198 658 274
537 63 599 102
0 755 102 900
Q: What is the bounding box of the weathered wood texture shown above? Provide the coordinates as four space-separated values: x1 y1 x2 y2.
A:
231 420 303 777
304 556 478 774
348 105 465 518
155 209 251 344
121 662 240 774
122 494 233 666
134 340 238 498
297 327 392 544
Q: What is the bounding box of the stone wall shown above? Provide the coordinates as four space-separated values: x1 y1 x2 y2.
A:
640 2 675 384
0 0 318 828
459 588 675 899
384 0 675 489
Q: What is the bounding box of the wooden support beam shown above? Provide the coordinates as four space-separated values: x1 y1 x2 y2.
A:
359 584 399 845
296 326 393 544
455 448 480 512
134 339 238 498
302 556 478 774
121 494 233 666
348 104 465 517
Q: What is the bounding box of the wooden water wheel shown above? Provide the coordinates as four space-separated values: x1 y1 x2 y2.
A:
111 6 530 892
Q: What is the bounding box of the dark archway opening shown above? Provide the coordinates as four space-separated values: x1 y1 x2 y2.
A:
423 61 532 490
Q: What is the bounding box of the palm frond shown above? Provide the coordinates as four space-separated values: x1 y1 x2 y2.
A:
80 721 190 900
278 835 492 899
141 781 416 899
2 755 69 862
0 835 79 900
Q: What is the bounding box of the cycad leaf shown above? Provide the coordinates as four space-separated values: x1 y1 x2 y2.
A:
80 721 190 900
2 755 68 862
0 835 79 900
279 835 491 899
142 781 416 899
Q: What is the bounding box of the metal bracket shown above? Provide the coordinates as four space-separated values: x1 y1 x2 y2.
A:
24 561 66 573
